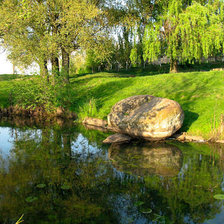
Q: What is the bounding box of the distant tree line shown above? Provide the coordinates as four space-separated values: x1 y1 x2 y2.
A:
0 0 224 83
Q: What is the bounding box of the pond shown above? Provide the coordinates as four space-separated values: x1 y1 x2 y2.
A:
0 117 224 224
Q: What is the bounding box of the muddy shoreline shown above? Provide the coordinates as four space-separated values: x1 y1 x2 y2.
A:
0 106 76 119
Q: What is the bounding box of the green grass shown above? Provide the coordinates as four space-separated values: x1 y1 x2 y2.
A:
1 70 224 139
0 74 27 108
69 70 224 138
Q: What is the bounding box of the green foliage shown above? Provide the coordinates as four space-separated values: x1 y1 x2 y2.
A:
78 98 98 120
0 0 108 80
130 46 141 67
12 76 56 112
11 75 71 112
36 184 46 189
143 0 224 68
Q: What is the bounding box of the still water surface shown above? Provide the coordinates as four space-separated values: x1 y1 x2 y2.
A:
0 118 224 224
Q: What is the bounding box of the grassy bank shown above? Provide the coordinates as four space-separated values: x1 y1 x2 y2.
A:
0 74 22 108
1 70 224 139
70 71 224 139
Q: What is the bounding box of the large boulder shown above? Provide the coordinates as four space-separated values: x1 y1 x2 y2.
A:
108 95 184 140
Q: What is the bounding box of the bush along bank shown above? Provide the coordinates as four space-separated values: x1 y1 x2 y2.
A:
0 75 76 120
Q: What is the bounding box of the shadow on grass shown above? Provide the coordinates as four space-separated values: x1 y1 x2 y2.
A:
181 111 199 132
70 74 117 84
0 74 21 81
72 78 135 113
73 61 224 79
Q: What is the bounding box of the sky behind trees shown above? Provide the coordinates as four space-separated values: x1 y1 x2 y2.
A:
0 50 12 74
0 48 39 74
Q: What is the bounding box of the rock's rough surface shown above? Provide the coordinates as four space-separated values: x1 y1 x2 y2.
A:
108 95 184 140
103 133 132 144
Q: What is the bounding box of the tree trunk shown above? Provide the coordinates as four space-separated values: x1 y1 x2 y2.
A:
40 60 49 81
13 63 16 74
51 56 59 74
140 54 145 68
170 59 178 73
62 48 70 83
51 56 59 85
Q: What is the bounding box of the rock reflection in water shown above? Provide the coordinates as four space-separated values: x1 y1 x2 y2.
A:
109 142 183 177
1 117 224 224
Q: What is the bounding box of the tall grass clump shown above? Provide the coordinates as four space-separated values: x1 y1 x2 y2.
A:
78 98 98 121
210 114 224 141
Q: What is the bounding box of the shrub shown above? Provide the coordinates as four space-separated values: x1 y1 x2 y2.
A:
11 75 71 113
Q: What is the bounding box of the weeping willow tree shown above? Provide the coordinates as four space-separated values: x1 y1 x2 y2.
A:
143 0 224 73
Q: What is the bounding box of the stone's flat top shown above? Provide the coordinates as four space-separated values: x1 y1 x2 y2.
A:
103 133 132 144
83 117 108 128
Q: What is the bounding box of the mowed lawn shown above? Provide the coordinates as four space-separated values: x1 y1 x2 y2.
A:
1 70 224 138
70 71 224 138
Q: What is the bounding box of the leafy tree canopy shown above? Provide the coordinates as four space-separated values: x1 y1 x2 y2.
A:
143 0 224 72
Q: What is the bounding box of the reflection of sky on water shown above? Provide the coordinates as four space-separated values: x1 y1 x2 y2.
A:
0 128 104 160
0 127 14 158
71 133 105 160
204 206 224 224
0 127 43 159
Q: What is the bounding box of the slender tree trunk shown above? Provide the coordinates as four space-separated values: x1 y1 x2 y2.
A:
126 62 128 71
62 48 70 83
51 56 59 85
51 19 59 77
40 60 49 81
51 57 59 74
170 58 178 73
13 63 16 74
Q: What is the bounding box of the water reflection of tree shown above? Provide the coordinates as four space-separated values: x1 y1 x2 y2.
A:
0 126 224 224
0 127 117 224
